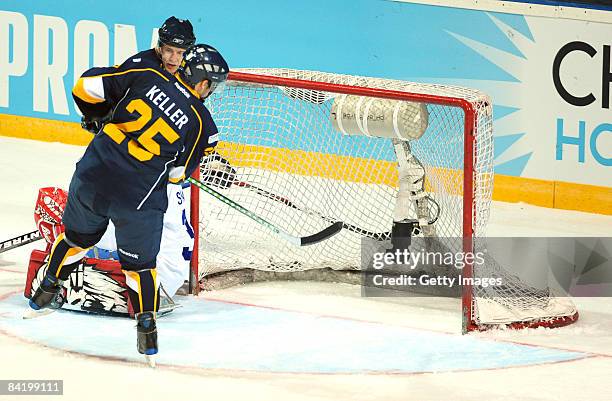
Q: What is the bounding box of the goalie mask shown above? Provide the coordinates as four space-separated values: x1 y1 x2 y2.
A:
178 44 229 97
34 187 68 245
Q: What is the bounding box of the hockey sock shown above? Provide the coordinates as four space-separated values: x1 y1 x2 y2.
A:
46 233 90 280
123 268 159 315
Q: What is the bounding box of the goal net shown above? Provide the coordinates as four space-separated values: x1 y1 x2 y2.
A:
189 68 578 332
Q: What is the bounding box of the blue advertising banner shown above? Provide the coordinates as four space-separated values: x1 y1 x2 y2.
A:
0 0 610 188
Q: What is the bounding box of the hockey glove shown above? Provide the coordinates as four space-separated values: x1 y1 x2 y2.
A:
81 115 107 134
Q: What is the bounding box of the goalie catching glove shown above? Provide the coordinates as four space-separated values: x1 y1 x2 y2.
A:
34 187 68 250
199 153 236 189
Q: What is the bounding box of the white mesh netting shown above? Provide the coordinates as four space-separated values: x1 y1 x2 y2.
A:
193 68 577 330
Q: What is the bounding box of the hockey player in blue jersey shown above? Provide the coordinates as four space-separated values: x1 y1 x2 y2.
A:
28 44 229 366
81 16 195 135
79 16 201 299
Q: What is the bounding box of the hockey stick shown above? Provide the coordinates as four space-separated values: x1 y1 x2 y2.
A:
0 230 43 254
187 177 342 246
233 180 391 241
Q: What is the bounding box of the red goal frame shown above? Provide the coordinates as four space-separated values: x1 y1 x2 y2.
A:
189 70 577 333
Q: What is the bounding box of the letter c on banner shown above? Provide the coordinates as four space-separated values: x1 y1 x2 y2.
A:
553 41 597 107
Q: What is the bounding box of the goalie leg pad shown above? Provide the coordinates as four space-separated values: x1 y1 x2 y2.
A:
25 249 132 316
25 249 178 318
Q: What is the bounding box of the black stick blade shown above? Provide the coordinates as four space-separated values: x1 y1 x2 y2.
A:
300 221 343 246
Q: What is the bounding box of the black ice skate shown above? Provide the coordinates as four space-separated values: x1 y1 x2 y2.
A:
137 312 158 367
23 273 65 319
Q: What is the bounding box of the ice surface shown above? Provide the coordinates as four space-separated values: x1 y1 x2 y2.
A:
1 136 611 401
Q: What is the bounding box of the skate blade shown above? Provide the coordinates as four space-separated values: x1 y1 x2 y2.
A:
145 355 156 368
157 303 182 317
22 307 56 320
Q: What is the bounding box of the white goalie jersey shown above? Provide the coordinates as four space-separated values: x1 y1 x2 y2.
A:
92 183 194 296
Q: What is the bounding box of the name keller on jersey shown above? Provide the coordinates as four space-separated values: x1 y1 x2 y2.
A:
145 85 189 129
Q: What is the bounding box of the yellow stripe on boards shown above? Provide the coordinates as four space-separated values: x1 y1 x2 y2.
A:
554 181 612 215
0 114 91 145
493 174 555 208
0 113 610 215
215 142 400 186
215 141 465 195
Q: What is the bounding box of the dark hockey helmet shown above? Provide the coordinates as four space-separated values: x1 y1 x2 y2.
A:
178 44 229 95
158 16 195 49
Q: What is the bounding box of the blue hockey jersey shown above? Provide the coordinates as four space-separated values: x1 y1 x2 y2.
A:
72 58 218 211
